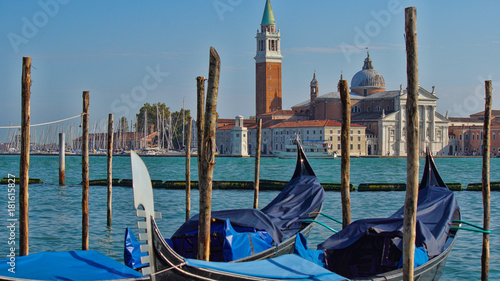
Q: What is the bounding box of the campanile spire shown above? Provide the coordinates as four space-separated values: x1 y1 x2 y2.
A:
255 0 283 117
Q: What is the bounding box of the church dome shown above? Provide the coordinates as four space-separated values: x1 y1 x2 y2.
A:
351 53 385 95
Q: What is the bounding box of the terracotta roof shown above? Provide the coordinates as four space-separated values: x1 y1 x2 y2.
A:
269 119 364 128
470 110 500 117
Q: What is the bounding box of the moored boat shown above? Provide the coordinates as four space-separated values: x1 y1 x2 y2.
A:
127 140 325 268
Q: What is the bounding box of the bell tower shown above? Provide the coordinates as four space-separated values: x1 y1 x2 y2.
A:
255 0 283 117
310 72 318 120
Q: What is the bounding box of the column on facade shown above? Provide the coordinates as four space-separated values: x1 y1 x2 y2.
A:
398 106 404 155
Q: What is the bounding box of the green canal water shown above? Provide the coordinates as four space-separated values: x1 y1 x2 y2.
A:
0 155 498 280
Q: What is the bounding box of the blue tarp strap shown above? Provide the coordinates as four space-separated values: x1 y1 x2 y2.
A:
246 233 255 254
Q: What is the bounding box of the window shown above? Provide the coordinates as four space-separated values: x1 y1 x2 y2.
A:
338 130 340 134
375 106 382 112
350 144 353 150
351 106 361 113
330 136 333 141
338 136 340 141
358 130 361 134
367 106 371 112
387 105 390 111
358 144 361 150
358 136 361 141
337 144 341 149
493 133 496 140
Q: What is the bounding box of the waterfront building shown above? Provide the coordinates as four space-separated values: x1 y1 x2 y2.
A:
216 117 367 156
448 111 500 156
230 116 249 157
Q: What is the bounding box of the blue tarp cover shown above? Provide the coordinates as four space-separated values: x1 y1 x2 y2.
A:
124 227 148 269
223 219 274 261
0 250 144 280
185 254 347 281
317 153 458 278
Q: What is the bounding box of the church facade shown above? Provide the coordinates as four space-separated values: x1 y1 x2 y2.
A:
292 53 450 156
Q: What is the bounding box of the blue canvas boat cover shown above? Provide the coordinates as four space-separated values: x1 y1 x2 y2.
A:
317 153 459 278
0 250 144 280
124 227 148 269
184 254 348 281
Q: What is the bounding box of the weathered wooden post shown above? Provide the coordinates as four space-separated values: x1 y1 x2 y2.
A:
82 91 90 250
20 56 31 256
186 116 193 221
198 47 220 261
107 113 113 227
481 80 492 281
403 7 419 280
339 77 351 229
253 119 262 209
197 76 206 176
59 133 65 186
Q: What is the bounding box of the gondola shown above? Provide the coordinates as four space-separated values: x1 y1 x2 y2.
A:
128 140 325 271
315 151 461 280
131 150 460 281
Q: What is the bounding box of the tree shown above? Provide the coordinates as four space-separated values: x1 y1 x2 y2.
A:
118 116 129 133
135 103 192 150
136 103 171 135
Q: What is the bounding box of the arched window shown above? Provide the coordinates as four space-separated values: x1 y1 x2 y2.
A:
351 106 361 113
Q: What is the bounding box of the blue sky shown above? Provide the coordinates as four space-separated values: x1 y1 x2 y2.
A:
1 0 499 135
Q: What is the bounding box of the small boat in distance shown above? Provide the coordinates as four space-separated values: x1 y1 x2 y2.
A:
272 139 337 159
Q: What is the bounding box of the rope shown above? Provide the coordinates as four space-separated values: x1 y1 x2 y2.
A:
302 219 337 233
319 212 343 224
452 220 491 234
0 114 83 129
150 260 188 276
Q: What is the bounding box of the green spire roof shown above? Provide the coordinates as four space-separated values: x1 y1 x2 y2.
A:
261 0 276 25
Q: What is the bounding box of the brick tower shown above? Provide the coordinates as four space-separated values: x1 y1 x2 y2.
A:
255 0 283 117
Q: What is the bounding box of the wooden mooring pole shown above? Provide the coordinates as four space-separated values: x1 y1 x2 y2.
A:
198 47 220 261
339 77 351 229
481 80 492 280
20 56 31 256
59 133 65 186
82 91 90 250
403 7 419 281
253 119 262 209
107 113 113 227
196 76 206 178
186 116 192 221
